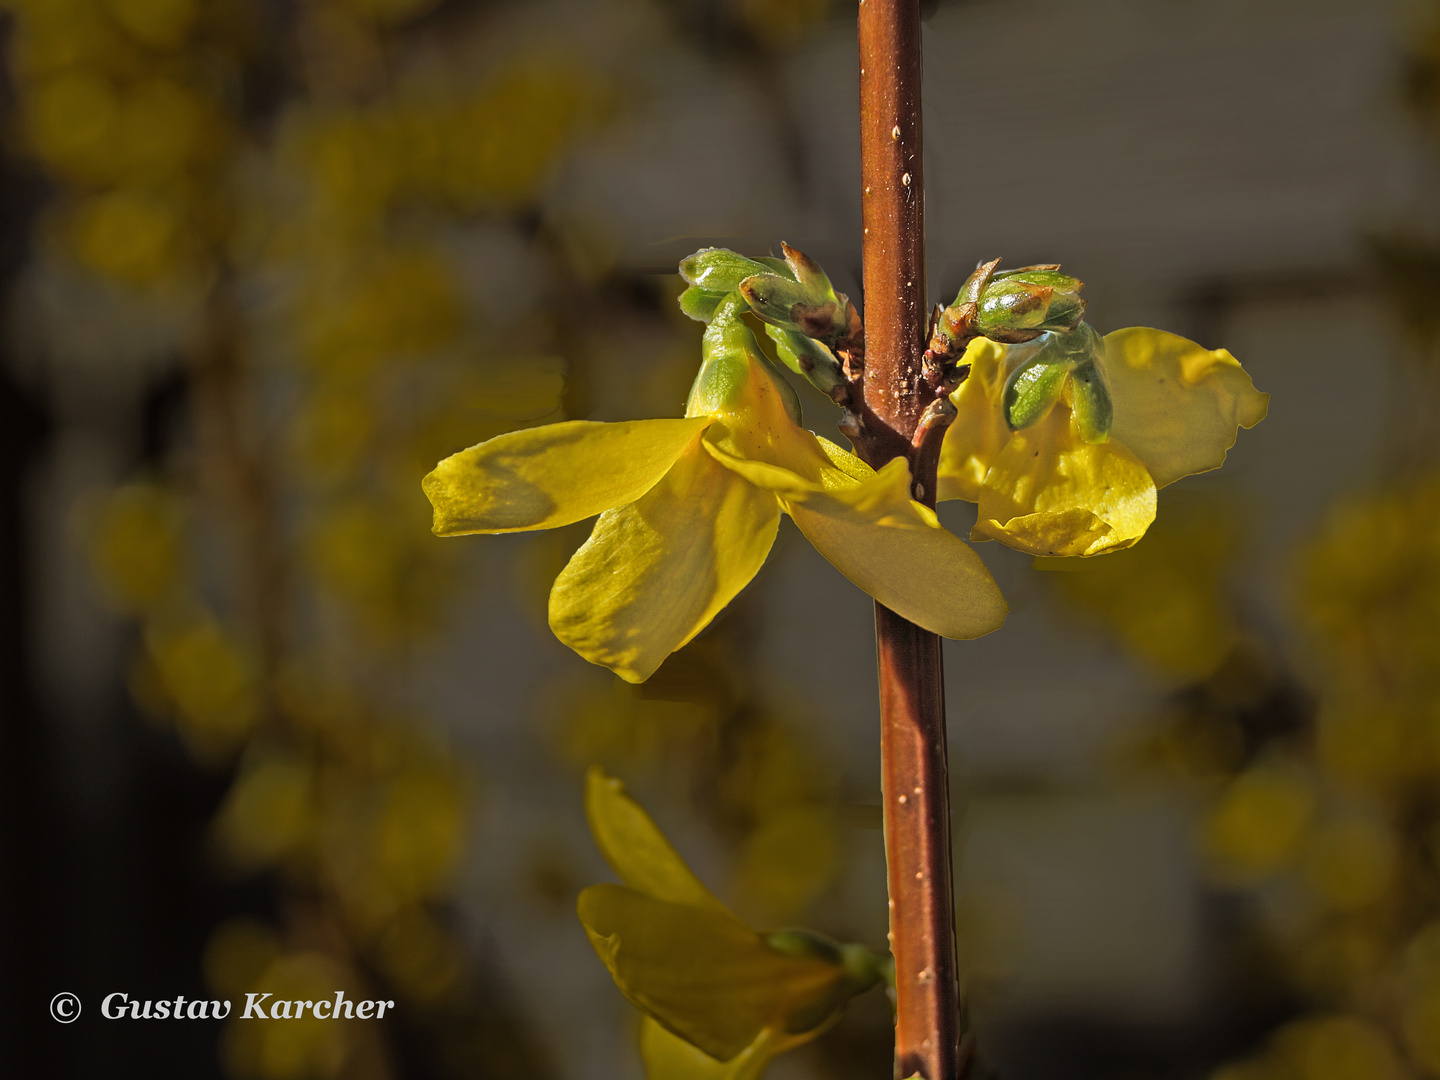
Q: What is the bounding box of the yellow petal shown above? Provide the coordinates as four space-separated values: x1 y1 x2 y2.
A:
577 884 842 1062
585 768 729 914
938 337 1014 502
423 417 711 535
640 1016 803 1080
549 442 780 683
972 405 1157 557
709 441 1007 638
1103 327 1268 488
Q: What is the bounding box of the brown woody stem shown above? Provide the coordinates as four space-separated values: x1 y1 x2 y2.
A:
857 1 966 1077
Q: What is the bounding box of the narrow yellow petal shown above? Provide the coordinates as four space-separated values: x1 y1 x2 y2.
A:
585 768 729 914
938 337 1014 502
1104 327 1269 489
972 404 1156 557
578 884 842 1062
549 442 780 683
785 460 1008 639
423 417 710 535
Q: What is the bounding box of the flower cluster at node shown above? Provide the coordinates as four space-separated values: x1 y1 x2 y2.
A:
424 245 1266 681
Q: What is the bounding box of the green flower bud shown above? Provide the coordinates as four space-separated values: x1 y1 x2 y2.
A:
679 248 778 293
764 324 847 399
678 285 727 323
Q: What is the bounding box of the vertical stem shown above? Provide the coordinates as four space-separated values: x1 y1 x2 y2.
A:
858 2 966 1078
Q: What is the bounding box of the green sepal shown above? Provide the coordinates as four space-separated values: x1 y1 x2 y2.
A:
1003 354 1070 430
680 249 778 293
679 286 728 323
689 293 803 425
1069 357 1113 443
762 930 885 1035
764 324 847 398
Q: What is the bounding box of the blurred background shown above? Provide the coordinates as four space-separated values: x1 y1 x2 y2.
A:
1 0 1438 1077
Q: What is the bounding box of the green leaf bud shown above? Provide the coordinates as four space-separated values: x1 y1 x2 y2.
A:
953 257 1002 306
737 274 848 343
679 248 778 293
780 242 838 302
1069 357 1113 443
678 286 727 323
764 324 847 399
755 255 799 280
975 265 1087 342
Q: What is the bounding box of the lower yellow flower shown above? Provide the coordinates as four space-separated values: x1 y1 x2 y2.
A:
579 769 884 1077
425 294 1006 682
939 328 1268 557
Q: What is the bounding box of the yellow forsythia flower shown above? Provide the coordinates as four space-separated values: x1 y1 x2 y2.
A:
425 295 1006 682
939 328 1268 557
578 769 882 1077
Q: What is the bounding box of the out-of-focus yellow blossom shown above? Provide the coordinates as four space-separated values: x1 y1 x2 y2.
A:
144 611 260 747
297 247 461 375
216 747 315 868
1269 1015 1405 1080
66 189 183 283
1201 762 1315 880
24 70 122 183
325 0 440 29
84 481 186 612
736 0 833 49
373 907 463 1004
578 770 883 1077
219 951 354 1080
1403 921 1440 1072
940 329 1268 557
1040 494 1241 679
205 918 283 1001
1300 814 1397 912
105 0 197 51
426 295 1006 683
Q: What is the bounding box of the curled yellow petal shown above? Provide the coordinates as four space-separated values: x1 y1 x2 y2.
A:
577 884 843 1062
938 337 1014 503
585 768 728 914
972 404 1156 557
549 442 780 683
708 441 1006 638
1104 327 1268 488
423 417 710 535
